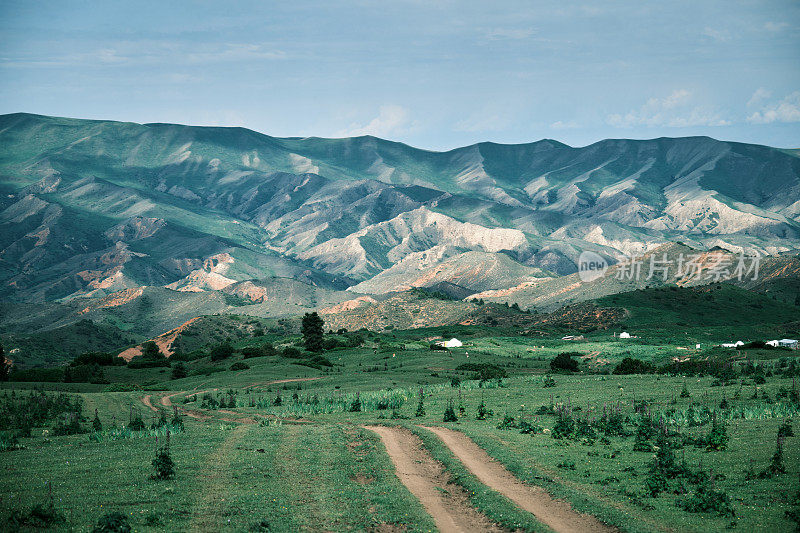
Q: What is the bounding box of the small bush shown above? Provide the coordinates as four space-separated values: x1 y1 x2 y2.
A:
415 397 425 417
349 394 362 412
679 477 735 518
443 399 458 422
230 362 250 371
550 353 579 373
92 511 132 532
613 357 655 375
497 414 516 430
171 363 188 380
8 502 65 529
557 459 576 470
210 343 234 361
151 446 175 480
128 416 145 431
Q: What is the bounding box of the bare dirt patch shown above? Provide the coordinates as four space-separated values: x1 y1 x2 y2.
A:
422 426 616 533
365 425 506 533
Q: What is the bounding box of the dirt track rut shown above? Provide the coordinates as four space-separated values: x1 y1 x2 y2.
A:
365 425 504 533
423 426 615 533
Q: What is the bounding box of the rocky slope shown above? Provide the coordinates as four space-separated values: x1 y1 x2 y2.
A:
1 112 799 354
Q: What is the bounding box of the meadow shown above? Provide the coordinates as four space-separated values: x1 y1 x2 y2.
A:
1 325 799 532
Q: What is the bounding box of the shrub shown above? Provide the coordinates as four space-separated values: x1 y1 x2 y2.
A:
759 434 787 478
443 399 458 422
517 419 542 435
151 445 175 480
613 357 655 375
210 343 234 361
550 353 579 373
9 502 65 529
349 394 362 412
778 419 794 438
497 414 516 430
92 511 131 532
242 343 277 358
230 362 249 371
415 397 425 417
282 347 302 358
128 415 145 431
171 362 188 380
455 363 508 380
552 407 575 439
633 417 655 452
476 400 488 420
92 410 103 432
679 477 735 517
703 415 729 451
52 414 86 436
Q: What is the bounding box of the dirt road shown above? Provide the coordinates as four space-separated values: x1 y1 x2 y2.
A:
141 394 158 412
365 425 504 533
423 426 615 533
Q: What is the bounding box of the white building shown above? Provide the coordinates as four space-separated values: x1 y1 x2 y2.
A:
778 339 798 349
441 338 463 348
619 332 631 339
720 341 744 348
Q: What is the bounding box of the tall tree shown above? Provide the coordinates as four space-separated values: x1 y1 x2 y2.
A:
142 341 164 360
302 312 325 353
0 342 8 381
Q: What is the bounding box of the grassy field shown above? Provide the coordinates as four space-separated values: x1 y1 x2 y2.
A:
1 323 799 532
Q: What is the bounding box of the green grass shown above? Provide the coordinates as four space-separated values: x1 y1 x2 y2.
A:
2 324 799 532
0 422 436 532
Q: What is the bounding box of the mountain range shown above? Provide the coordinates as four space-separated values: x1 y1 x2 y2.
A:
1 112 799 362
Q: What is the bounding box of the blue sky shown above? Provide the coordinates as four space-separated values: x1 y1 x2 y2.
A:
1 0 799 150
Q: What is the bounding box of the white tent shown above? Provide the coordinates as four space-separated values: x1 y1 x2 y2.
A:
442 338 463 348
619 332 631 339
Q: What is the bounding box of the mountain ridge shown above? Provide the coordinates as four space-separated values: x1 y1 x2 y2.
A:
1 112 798 309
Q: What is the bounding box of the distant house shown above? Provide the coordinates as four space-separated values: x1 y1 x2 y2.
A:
441 338 463 348
720 341 744 348
619 332 631 339
561 335 585 341
778 339 798 349
766 340 780 348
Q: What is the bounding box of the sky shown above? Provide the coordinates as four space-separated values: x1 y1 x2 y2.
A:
1 0 799 150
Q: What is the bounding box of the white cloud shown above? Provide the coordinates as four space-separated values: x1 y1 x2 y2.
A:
747 91 800 124
0 41 286 69
336 105 413 137
702 27 731 41
551 120 579 130
484 27 535 40
764 21 790 32
607 90 731 128
747 87 772 108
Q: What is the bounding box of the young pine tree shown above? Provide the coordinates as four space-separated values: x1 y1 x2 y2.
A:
415 388 426 417
302 312 325 352
443 399 458 422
